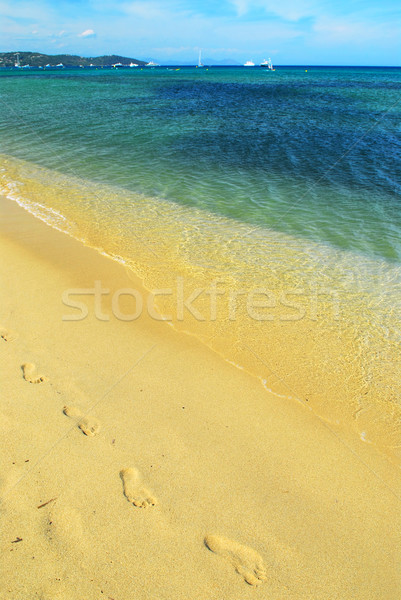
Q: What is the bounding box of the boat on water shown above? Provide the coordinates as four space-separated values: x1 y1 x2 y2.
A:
55 63 64 68
197 50 204 68
244 60 255 67
129 62 139 68
260 57 275 70
13 53 29 69
146 61 159 67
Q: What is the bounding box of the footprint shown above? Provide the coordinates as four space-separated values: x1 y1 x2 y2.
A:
63 405 100 437
22 362 49 384
120 467 157 508
204 534 267 586
39 581 72 600
0 328 18 342
46 503 84 549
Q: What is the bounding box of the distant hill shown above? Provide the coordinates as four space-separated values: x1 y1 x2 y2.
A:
0 52 147 68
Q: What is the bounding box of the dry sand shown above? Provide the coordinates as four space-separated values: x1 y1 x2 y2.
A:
0 195 400 599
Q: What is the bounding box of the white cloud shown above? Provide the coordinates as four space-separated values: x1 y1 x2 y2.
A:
78 29 96 38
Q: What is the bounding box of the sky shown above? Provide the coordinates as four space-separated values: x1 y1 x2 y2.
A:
0 0 400 65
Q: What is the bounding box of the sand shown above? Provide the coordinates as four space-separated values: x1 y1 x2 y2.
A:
0 195 400 600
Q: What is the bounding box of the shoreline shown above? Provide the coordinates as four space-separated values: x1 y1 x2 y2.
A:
1 151 400 461
1 194 400 599
2 151 401 464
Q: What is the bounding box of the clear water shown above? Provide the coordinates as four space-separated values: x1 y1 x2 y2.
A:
1 66 400 459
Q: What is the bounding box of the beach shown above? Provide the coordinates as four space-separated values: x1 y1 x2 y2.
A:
1 194 400 599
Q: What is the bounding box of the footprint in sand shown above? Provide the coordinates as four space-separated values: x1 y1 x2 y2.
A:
204 534 267 586
39 581 72 600
63 405 101 437
45 503 85 554
120 467 157 508
0 328 18 342
22 362 49 384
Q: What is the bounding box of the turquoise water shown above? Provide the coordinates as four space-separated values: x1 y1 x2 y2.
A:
0 66 400 261
0 66 400 455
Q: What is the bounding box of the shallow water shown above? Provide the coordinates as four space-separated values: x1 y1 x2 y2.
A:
0 66 400 459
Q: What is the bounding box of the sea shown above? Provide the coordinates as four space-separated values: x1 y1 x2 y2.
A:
0 65 400 461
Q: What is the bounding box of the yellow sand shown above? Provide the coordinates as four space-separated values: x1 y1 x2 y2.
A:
0 195 400 600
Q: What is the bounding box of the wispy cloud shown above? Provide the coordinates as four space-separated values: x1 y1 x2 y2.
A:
312 14 399 45
230 0 249 17
228 0 321 21
120 2 167 19
0 0 54 21
78 28 96 37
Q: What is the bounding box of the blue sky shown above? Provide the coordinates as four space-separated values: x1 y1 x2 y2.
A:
0 0 400 65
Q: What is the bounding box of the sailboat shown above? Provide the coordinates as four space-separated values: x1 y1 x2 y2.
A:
197 49 204 68
260 57 275 70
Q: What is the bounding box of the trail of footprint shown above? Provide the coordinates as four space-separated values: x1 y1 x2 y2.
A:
0 327 18 342
22 362 49 384
63 405 101 437
204 534 267 586
120 467 157 508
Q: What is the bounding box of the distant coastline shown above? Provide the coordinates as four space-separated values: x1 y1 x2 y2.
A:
1 52 399 69
0 51 147 68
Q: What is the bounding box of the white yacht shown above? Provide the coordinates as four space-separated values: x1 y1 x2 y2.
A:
197 50 204 68
244 60 255 67
146 61 159 67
